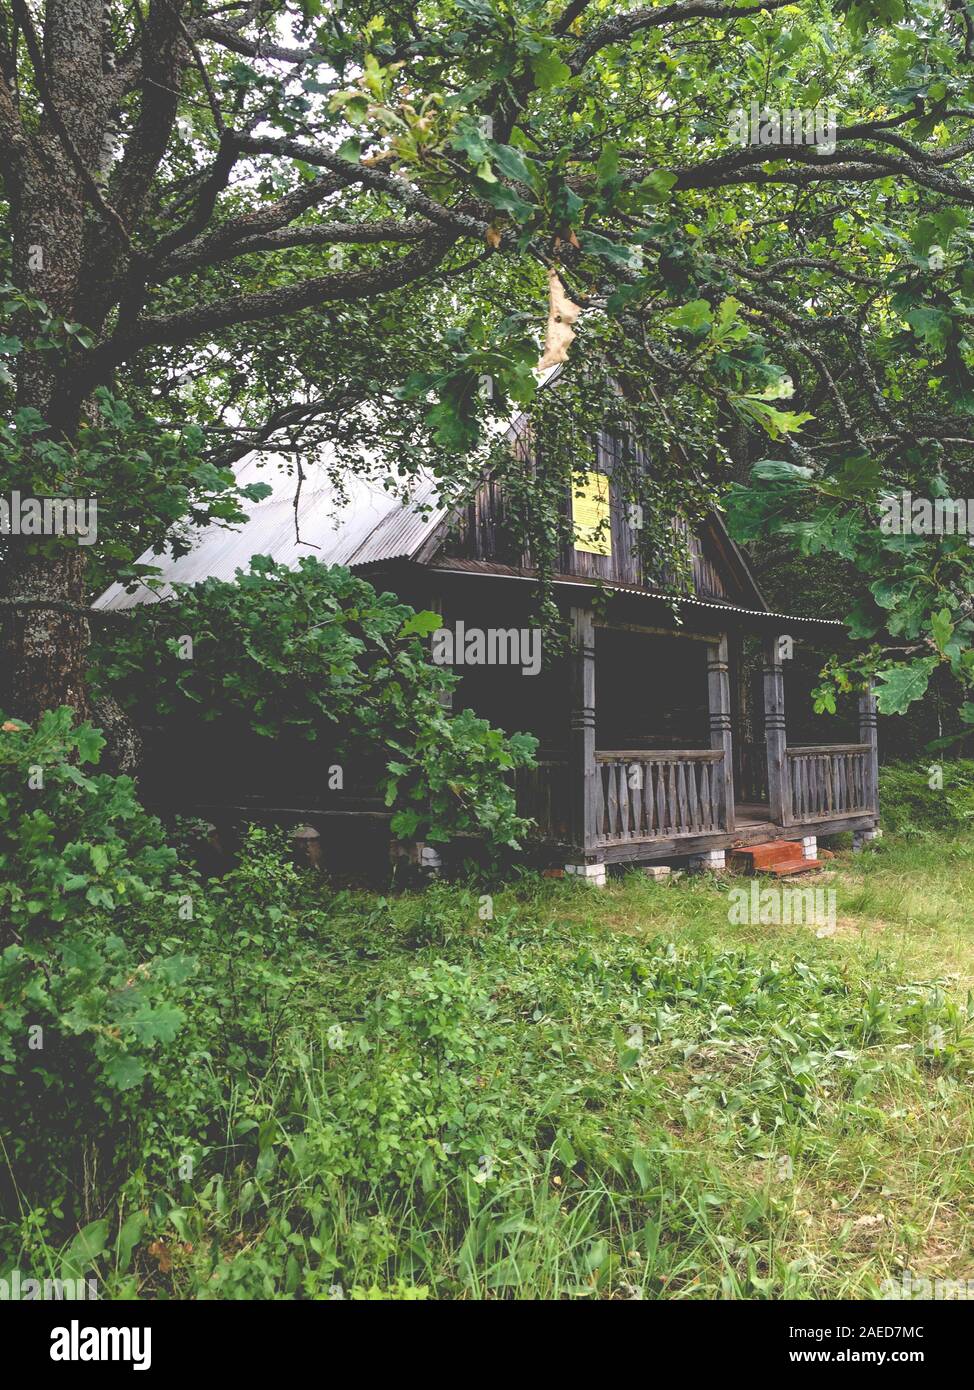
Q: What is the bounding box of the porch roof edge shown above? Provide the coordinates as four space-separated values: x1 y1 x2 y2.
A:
428 563 847 628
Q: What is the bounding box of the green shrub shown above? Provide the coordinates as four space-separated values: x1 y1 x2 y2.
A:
879 759 974 834
5 815 974 1300
92 556 537 849
0 709 177 934
0 710 199 1217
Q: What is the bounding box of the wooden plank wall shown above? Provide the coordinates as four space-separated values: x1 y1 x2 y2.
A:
443 430 737 602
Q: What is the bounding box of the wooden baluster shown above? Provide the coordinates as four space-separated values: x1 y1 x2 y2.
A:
655 762 667 835
804 757 812 817
676 761 688 833
619 761 630 839
687 758 701 831
606 761 619 839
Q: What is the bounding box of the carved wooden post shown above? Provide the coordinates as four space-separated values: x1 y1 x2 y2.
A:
859 682 879 813
568 606 599 859
763 634 791 826
707 633 735 831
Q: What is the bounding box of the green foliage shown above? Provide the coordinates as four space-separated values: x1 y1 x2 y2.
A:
92 557 537 849
0 377 270 594
395 311 539 450
878 759 974 835
0 708 178 933
8 0 974 746
0 284 97 384
7 835 974 1301
0 710 199 1211
728 455 974 725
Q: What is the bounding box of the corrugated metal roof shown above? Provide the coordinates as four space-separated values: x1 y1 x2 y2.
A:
94 450 447 611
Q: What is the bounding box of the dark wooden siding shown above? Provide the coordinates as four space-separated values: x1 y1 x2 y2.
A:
443 428 743 603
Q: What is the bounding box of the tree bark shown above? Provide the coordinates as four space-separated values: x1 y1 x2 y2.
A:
3 0 111 725
0 547 92 723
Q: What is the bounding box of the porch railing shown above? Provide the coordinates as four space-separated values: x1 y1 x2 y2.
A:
515 757 570 841
786 744 875 821
517 742 875 847
596 750 727 842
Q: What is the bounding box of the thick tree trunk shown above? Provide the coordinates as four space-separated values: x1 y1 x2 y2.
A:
2 0 110 726
0 546 92 723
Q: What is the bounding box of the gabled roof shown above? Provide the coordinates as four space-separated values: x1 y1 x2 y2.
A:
93 421 824 628
94 452 447 611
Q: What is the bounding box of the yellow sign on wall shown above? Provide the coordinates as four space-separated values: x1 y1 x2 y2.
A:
571 470 612 556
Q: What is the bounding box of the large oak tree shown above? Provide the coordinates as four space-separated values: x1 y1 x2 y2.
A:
5 0 974 734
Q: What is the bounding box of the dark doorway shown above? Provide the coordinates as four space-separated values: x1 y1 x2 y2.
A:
594 629 709 751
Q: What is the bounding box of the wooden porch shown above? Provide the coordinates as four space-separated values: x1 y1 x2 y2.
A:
590 743 878 863
518 610 880 867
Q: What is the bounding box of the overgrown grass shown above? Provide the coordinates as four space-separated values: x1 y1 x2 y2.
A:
6 826 974 1301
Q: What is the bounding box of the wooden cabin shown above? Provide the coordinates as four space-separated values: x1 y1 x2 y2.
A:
96 420 880 880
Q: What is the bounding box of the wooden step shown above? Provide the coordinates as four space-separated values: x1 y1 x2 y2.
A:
764 857 824 877
730 841 823 876
732 840 805 870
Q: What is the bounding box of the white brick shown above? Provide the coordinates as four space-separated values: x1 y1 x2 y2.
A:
390 840 442 871
642 865 672 880
689 849 726 872
853 828 882 853
800 835 817 861
565 861 607 887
